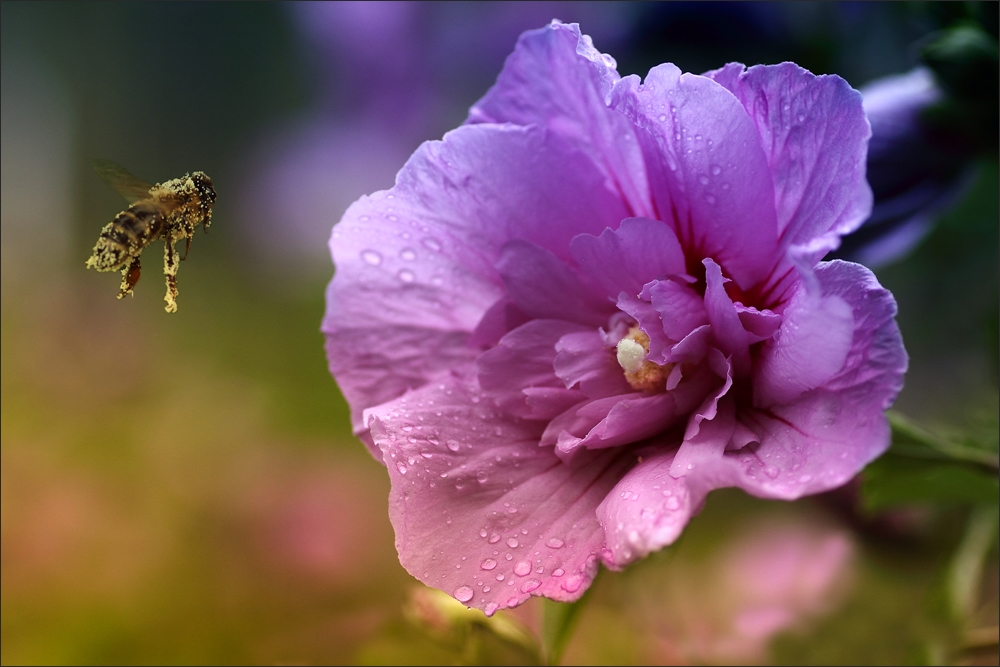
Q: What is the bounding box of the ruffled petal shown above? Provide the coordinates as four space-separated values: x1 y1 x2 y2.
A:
324 122 629 433
497 239 612 326
596 449 695 567
477 319 588 420
467 21 653 219
753 273 854 408
553 330 632 398
368 376 634 614
705 62 873 254
608 65 780 289
570 217 687 300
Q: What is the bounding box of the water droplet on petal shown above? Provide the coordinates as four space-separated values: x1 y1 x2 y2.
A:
546 538 564 549
395 462 407 474
489 533 501 544
397 269 416 283
476 471 488 483
422 237 442 252
666 497 680 510
400 247 416 261
561 574 584 593
514 561 531 576
447 440 461 452
521 579 541 593
507 596 518 607
479 528 488 538
496 573 505 581
361 250 382 265
553 568 565 577
485 601 498 614
480 558 498 571
698 175 709 185
454 586 474 603
711 164 722 175
506 538 519 548
658 114 667 122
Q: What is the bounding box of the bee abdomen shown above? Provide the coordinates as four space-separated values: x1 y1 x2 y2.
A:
86 202 163 272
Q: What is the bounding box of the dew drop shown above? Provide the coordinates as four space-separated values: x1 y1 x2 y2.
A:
447 440 461 452
484 588 493 597
666 497 680 510
454 586 474 603
514 561 531 577
489 533 501 544
400 248 417 261
521 579 541 593
496 573 505 581
561 574 584 593
506 537 519 548
507 596 518 607
422 237 442 252
397 269 416 283
698 175 710 185
553 568 565 577
480 558 498 571
395 462 407 474
658 114 667 122
477 471 488 483
711 164 722 175
546 538 565 549
479 528 488 538
360 250 382 266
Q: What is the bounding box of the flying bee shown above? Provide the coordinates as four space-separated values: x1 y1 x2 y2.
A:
86 159 216 313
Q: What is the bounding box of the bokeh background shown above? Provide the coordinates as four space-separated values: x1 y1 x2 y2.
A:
1 2 996 664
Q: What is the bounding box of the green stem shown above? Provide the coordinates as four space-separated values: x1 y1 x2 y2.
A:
947 504 999 621
540 569 600 665
888 411 999 469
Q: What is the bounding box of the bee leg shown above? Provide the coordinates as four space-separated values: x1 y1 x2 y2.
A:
181 234 192 261
117 257 141 299
163 236 180 313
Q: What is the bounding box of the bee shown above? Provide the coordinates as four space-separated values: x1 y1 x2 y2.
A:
86 159 216 313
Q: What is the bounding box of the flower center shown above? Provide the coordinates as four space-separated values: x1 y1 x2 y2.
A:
616 326 670 392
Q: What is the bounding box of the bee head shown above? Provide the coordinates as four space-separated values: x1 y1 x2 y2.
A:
191 172 217 206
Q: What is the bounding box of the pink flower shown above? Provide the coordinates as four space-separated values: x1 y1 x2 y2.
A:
322 22 906 614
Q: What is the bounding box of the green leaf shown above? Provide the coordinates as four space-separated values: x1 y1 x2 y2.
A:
887 411 999 470
862 458 999 511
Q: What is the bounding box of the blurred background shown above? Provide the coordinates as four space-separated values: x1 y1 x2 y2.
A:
1 2 996 664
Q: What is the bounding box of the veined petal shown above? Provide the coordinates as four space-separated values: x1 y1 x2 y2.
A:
705 62 873 252
368 376 633 614
609 65 780 290
468 21 653 219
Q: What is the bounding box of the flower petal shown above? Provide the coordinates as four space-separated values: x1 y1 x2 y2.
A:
753 271 855 408
705 62 873 253
609 65 780 289
477 319 588 420
368 376 633 613
467 21 653 219
570 217 687 300
497 239 612 326
554 330 632 398
596 449 695 567
324 122 628 434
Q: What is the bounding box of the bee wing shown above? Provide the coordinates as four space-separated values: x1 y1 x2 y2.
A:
92 159 154 204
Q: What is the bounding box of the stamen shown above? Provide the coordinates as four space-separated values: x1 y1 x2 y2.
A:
615 326 671 392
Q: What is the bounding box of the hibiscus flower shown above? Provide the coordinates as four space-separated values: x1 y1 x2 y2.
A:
322 21 907 615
